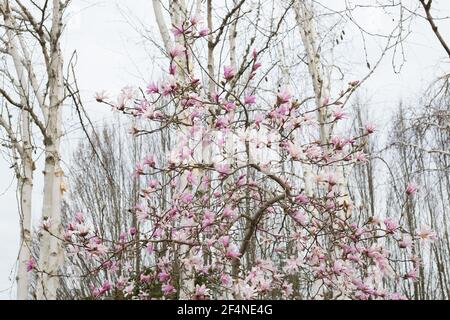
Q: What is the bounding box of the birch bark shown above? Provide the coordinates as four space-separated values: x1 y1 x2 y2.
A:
152 0 195 299
294 0 332 299
16 113 34 300
2 4 35 299
294 1 352 299
36 0 65 300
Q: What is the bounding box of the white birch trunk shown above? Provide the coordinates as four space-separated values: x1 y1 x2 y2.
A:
293 0 327 198
294 1 351 299
16 114 34 300
152 0 173 52
294 0 330 298
36 0 65 300
173 0 196 299
153 0 195 299
3 7 35 299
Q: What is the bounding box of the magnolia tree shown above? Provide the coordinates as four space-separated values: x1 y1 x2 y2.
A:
43 9 438 300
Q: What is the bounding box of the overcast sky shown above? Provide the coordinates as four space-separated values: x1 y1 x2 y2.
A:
1 0 449 299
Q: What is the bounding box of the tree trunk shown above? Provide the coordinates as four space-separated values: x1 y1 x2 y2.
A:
3 7 35 299
16 113 34 300
36 0 64 300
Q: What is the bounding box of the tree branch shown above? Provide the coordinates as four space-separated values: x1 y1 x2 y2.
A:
419 0 450 57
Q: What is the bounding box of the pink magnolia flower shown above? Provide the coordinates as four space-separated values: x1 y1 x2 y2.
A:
294 211 308 226
95 90 108 102
202 210 215 227
162 283 176 296
215 116 230 129
226 244 241 259
354 151 368 163
325 172 339 186
143 154 156 167
223 207 236 219
405 268 419 281
274 104 289 118
101 280 111 293
189 15 201 25
180 192 194 204
158 271 170 282
168 63 177 75
161 76 178 96
194 284 209 300
41 218 51 231
148 179 158 189
198 28 209 37
258 279 271 292
283 256 300 275
132 162 144 178
64 229 74 241
235 282 256 300
135 206 148 222
115 278 127 291
140 273 152 283
244 95 256 105
364 123 376 134
124 101 136 114
406 182 417 196
220 236 230 247
169 44 186 58
348 254 361 263
332 108 347 120
121 86 135 99
254 113 264 127
223 66 235 81
330 136 347 150
277 88 292 105
223 101 236 112
384 218 398 234
210 91 219 103
171 25 185 37
390 292 407 300
26 259 36 272
92 288 102 298
186 170 197 185
333 260 346 275
305 145 323 160
417 225 437 241
215 163 231 176
221 274 231 285
282 283 293 297
326 201 336 210
295 193 309 205
146 82 159 94
399 234 413 249
284 141 301 160
76 224 90 237
74 212 84 224
252 48 258 60
236 174 246 187
252 62 262 72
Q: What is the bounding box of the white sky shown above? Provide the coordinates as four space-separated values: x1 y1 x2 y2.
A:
0 0 449 299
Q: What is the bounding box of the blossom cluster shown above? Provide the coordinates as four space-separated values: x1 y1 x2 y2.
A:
65 16 435 300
